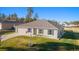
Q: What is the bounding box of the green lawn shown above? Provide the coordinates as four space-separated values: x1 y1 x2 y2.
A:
0 36 79 51
0 30 15 35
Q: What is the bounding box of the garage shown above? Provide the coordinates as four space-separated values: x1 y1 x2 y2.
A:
17 28 27 34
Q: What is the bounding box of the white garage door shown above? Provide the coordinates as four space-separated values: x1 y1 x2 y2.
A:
18 28 27 34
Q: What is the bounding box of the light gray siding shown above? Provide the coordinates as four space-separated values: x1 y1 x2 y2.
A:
16 27 58 39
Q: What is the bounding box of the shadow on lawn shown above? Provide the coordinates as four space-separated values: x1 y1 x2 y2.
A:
33 42 79 51
0 42 79 51
61 30 79 40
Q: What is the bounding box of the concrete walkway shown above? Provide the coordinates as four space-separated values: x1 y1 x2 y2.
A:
1 33 26 41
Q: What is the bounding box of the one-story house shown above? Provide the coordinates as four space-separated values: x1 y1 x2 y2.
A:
15 20 64 39
0 20 24 30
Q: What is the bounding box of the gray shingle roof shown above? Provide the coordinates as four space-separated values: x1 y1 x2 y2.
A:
15 20 62 29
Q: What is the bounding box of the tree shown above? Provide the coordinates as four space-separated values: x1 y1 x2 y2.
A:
19 17 25 22
70 21 79 25
33 13 39 20
10 13 18 21
6 14 11 20
25 7 34 22
13 13 18 21
26 7 34 47
0 13 2 19
25 18 33 23
64 22 69 25
2 14 6 19
27 7 33 18
0 13 6 19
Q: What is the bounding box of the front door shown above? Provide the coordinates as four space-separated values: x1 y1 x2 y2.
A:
33 28 37 35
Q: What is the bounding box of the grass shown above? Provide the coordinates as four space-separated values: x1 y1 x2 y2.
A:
0 36 60 48
0 36 79 51
0 30 15 35
61 31 79 40
65 27 79 32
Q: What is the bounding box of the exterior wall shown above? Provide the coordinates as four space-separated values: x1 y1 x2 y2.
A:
43 29 48 36
2 23 14 30
43 29 58 39
16 27 33 36
17 28 28 34
15 27 18 32
53 29 58 39
16 27 58 39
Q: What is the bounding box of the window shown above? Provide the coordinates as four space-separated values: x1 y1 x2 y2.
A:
28 28 32 32
33 28 37 35
48 29 53 35
38 29 43 34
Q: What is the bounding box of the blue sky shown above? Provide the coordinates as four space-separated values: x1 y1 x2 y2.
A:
0 7 79 22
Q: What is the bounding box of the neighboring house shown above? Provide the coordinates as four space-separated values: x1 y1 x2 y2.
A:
0 20 24 30
63 23 79 28
15 20 64 39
